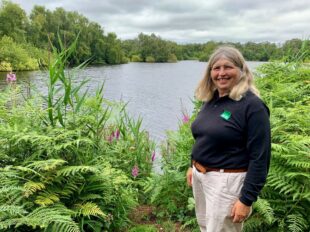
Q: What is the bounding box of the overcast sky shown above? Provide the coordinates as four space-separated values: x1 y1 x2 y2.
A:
11 0 310 44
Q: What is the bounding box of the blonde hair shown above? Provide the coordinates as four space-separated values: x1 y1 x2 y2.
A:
195 46 260 102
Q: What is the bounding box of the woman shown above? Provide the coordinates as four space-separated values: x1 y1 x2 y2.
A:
186 46 271 232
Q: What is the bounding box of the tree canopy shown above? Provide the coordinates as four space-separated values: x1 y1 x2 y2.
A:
0 0 309 71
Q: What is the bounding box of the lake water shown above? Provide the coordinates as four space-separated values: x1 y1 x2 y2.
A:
0 61 264 143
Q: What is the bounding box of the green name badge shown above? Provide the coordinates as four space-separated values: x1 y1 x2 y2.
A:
221 110 231 120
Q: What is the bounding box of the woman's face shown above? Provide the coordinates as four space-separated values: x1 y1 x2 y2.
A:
210 57 241 96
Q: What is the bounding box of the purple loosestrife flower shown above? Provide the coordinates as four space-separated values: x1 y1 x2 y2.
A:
132 165 139 178
6 72 16 83
107 129 120 143
182 114 190 123
151 151 156 162
115 129 120 140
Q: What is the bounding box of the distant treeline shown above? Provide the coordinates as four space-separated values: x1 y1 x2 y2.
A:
122 36 309 63
0 0 309 71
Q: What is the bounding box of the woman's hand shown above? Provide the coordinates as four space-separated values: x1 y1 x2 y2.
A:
186 167 193 187
231 200 251 223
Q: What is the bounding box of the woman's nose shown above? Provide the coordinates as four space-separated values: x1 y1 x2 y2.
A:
219 67 226 76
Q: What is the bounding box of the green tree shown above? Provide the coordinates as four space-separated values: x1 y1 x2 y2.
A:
281 38 309 61
28 5 51 49
0 35 40 70
105 32 124 64
135 33 178 62
199 41 219 61
0 0 28 43
85 22 106 64
27 6 126 65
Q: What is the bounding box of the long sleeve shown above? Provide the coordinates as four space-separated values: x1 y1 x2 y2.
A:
239 100 271 206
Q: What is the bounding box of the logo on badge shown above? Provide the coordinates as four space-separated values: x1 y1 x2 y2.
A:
220 110 231 120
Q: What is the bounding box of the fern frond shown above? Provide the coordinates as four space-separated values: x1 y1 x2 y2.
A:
268 163 310 200
271 143 289 153
253 198 275 224
28 204 75 218
57 165 97 177
79 194 103 201
267 171 306 198
0 205 27 216
74 202 106 218
99 165 131 186
47 219 80 232
284 172 310 179
243 215 269 232
0 204 79 231
26 204 77 230
0 167 22 184
23 181 45 197
287 213 309 232
13 165 42 177
53 137 93 151
26 159 67 171
0 218 20 230
286 160 310 169
53 176 84 198
35 192 60 206
0 186 23 204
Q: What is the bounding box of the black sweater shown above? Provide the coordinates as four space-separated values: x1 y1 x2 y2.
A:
191 90 271 206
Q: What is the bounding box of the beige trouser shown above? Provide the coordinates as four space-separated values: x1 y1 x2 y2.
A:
192 166 247 232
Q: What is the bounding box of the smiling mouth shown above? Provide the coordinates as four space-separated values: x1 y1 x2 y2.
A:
217 77 231 81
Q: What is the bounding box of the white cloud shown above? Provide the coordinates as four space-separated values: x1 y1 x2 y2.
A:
10 0 310 43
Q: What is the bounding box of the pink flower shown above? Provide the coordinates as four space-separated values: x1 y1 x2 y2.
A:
182 114 190 123
132 165 139 178
107 129 120 143
151 151 156 162
6 72 16 83
115 129 120 140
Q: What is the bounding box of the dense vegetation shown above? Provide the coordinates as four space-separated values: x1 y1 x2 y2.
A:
0 39 155 231
121 33 179 63
1 0 309 71
0 0 126 71
145 59 310 231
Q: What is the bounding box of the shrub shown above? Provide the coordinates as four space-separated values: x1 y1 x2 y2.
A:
0 61 12 71
0 36 45 71
122 56 130 63
144 108 199 228
131 55 142 62
0 159 136 231
145 56 155 63
167 53 177 63
243 62 310 232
